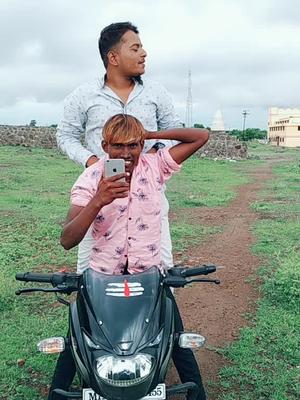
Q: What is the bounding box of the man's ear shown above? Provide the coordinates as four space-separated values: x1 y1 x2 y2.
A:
102 140 109 153
140 140 145 149
107 50 119 66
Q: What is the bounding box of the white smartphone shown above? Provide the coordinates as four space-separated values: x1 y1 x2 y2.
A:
104 159 125 182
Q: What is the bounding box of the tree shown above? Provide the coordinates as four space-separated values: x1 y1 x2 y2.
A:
194 123 211 130
29 119 37 127
194 123 205 128
230 128 267 141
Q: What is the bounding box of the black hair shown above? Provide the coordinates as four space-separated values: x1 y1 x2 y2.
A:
98 22 139 69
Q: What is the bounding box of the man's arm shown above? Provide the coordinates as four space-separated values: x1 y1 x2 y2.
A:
56 90 98 166
61 173 129 249
146 128 209 164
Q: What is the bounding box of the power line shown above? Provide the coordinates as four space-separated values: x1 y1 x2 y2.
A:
242 109 250 140
185 70 193 127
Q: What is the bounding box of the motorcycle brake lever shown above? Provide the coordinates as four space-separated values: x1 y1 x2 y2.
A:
186 278 221 285
55 292 70 306
15 287 68 295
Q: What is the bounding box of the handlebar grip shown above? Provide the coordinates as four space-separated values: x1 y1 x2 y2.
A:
15 272 55 283
15 273 27 281
181 265 216 278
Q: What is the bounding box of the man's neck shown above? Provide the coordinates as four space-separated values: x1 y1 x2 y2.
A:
105 73 135 91
104 73 139 104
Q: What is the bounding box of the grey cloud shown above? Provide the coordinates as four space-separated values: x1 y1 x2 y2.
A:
245 0 300 26
1 0 300 129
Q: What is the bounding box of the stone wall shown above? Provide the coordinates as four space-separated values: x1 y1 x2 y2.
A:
0 125 248 159
197 131 248 159
0 125 57 148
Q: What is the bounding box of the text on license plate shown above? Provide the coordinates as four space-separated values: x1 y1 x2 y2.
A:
83 383 166 400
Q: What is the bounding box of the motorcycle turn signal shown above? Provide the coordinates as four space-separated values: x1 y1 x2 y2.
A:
178 333 206 349
37 337 65 354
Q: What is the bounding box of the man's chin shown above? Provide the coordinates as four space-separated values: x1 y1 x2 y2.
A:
133 70 144 77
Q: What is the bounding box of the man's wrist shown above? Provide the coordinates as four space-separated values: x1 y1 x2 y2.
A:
85 155 99 168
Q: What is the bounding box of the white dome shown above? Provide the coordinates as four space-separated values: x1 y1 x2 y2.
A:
211 110 225 132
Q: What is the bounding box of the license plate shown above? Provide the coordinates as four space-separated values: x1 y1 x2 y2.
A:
83 383 166 400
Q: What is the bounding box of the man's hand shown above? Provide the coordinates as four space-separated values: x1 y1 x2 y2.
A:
86 155 99 167
95 173 129 207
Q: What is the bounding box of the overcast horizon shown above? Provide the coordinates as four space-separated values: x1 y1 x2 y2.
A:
1 0 300 130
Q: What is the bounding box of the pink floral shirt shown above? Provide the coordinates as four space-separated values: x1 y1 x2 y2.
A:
71 149 181 275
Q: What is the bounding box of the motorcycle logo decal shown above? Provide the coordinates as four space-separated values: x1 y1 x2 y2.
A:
124 279 130 297
105 281 144 297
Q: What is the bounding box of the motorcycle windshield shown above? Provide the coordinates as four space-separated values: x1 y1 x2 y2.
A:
82 267 162 354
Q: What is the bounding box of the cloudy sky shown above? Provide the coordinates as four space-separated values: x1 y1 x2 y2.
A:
1 0 299 129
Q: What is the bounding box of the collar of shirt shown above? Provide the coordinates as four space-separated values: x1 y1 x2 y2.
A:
97 75 144 105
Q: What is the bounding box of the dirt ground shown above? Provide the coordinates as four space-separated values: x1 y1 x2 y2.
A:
167 161 274 399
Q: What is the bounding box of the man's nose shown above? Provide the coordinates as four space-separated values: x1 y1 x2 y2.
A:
142 48 147 58
121 146 131 158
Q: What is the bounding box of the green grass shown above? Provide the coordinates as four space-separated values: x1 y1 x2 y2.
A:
167 156 249 209
0 146 248 399
219 304 299 400
0 147 81 399
2 143 299 399
247 141 300 159
218 148 300 400
171 221 220 253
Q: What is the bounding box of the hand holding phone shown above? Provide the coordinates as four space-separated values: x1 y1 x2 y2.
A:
95 159 128 208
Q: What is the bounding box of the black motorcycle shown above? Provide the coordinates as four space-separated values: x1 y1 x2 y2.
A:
16 265 219 400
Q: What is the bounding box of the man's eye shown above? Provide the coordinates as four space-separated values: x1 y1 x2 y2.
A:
130 143 138 149
113 144 122 149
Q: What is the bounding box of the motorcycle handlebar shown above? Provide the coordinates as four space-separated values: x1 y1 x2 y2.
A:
15 272 77 287
16 272 55 283
180 265 216 278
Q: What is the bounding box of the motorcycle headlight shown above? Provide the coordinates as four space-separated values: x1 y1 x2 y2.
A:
95 354 154 387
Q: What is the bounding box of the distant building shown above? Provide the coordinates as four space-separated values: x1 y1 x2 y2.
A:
211 110 225 133
268 107 300 147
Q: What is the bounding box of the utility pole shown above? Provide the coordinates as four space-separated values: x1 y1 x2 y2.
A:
242 110 250 140
185 70 193 127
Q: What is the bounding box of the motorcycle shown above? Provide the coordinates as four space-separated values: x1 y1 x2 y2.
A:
16 264 220 400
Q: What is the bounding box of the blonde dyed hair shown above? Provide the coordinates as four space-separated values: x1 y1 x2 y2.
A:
102 114 146 144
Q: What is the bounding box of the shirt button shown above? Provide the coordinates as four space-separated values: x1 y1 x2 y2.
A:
124 255 128 258
128 237 131 240
129 217 132 220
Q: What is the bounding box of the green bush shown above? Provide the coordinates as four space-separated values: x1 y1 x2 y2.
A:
265 255 300 308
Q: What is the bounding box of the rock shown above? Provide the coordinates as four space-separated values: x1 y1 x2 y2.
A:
196 132 248 160
0 125 248 159
17 358 26 367
0 125 57 148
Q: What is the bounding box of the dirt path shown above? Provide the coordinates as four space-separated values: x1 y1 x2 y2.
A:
167 161 274 399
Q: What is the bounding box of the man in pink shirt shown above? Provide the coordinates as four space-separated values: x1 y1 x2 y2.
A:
63 118 180 274
54 114 209 400
60 114 208 275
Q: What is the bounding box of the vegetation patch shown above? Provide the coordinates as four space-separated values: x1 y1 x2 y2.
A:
171 222 221 253
218 147 300 400
0 146 245 398
167 156 248 210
